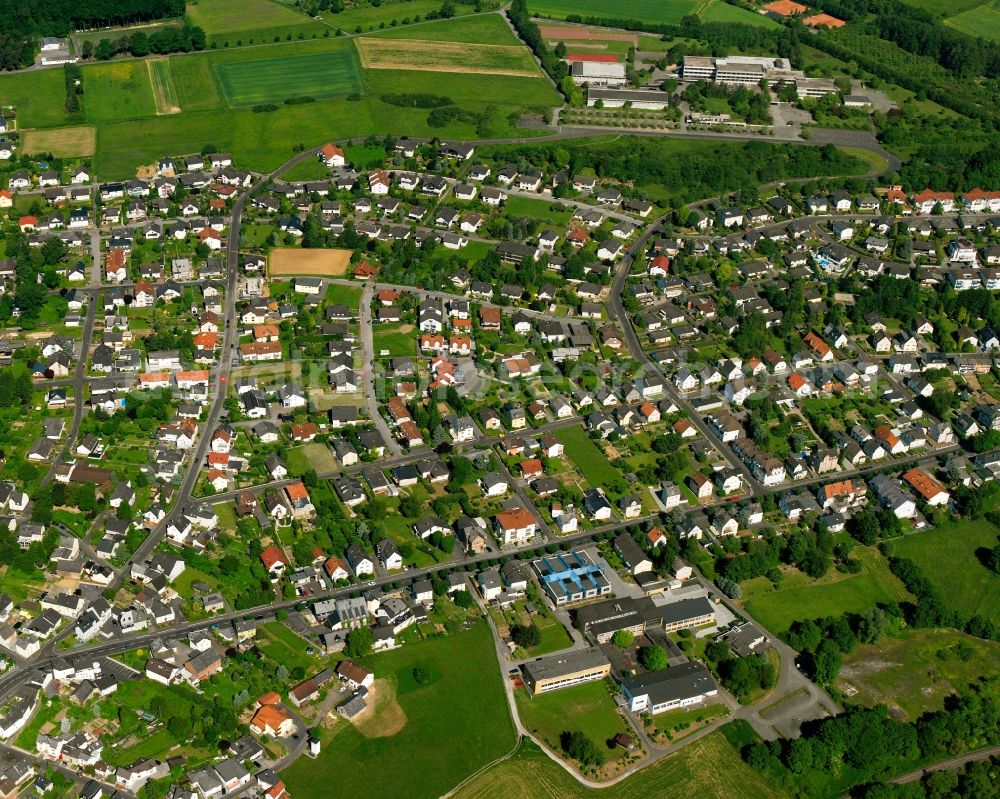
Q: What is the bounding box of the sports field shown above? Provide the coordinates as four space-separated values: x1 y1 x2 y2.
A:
947 0 1000 41
22 126 96 157
453 733 788 799
148 58 180 114
357 37 540 76
529 0 699 24
269 248 353 277
213 49 362 105
893 519 1000 624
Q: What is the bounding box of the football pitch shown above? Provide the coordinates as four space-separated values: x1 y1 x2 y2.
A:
212 49 363 106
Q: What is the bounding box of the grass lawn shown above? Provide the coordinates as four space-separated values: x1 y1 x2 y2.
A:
281 158 334 182
283 623 515 799
373 328 417 357
503 195 573 225
948 1 1000 40
186 0 322 42
892 518 1000 624
213 47 363 105
555 426 619 487
285 443 337 475
837 628 1000 720
0 566 44 603
324 282 363 309
742 547 911 635
453 731 788 799
258 621 321 673
528 0 699 25
648 702 730 740
171 565 220 600
515 679 630 755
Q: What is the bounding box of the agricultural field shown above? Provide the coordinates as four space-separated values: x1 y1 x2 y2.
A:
213 48 362 105
555 426 619 487
320 0 477 34
515 679 632 760
892 519 1000 624
837 628 1000 719
21 126 96 157
84 61 158 122
269 248 353 276
147 58 180 114
356 37 540 76
371 13 525 45
0 15 559 178
453 732 789 799
185 0 323 42
283 623 515 799
742 547 911 635
947 0 1000 41
528 0 699 25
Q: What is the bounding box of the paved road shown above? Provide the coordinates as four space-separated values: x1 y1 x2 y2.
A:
356 280 402 456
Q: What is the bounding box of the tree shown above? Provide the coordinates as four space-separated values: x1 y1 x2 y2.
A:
554 41 567 58
511 623 540 649
344 627 373 659
453 590 474 609
412 666 432 685
560 731 605 766
611 630 634 650
639 645 668 671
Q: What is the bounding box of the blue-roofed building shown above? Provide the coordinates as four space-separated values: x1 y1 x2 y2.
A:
531 550 612 606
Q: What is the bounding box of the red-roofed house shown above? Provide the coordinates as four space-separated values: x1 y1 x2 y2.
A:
319 143 345 167
260 545 289 577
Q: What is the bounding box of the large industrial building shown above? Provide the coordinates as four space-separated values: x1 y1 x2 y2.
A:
570 61 627 88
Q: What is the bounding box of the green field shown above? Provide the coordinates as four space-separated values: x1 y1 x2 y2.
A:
322 0 477 33
947 1 1000 41
742 548 911 635
555 426 619 487
515 679 630 757
371 13 527 45
84 61 158 121
903 0 988 17
700 0 780 27
893 519 1000 624
213 48 363 105
283 623 515 799
258 621 322 673
528 0 699 24
503 196 573 225
374 329 418 357
75 22 180 46
186 0 323 42
838 628 1000 719
453 732 789 799
149 58 180 113
0 15 560 178
324 282 363 309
